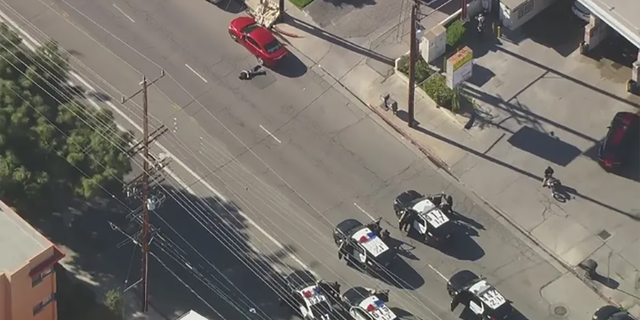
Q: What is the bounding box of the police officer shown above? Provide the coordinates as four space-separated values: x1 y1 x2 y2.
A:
441 194 453 216
398 208 415 234
338 240 353 261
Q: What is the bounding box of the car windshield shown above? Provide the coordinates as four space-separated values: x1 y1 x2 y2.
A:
264 40 283 54
310 301 332 317
241 23 261 34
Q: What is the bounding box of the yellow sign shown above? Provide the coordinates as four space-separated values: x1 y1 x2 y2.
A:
449 47 473 71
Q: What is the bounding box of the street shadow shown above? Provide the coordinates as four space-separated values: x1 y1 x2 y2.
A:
284 16 394 66
28 182 297 320
219 0 247 14
582 34 639 69
407 123 636 220
386 237 420 261
466 64 495 87
422 0 460 14
450 211 485 231
592 273 620 290
519 0 584 58
318 0 376 9
390 307 422 320
383 257 426 290
440 224 484 261
507 126 582 167
396 110 420 127
270 53 308 78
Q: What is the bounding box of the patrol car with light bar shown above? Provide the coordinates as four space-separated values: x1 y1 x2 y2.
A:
333 219 396 274
280 271 340 320
447 270 514 320
341 286 396 320
393 190 455 246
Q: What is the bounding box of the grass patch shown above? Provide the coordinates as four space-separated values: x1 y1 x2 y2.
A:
446 19 466 49
288 0 314 8
422 74 454 109
396 55 435 84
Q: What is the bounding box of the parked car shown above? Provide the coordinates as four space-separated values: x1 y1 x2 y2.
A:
597 112 640 170
593 305 636 320
571 1 592 23
228 17 288 66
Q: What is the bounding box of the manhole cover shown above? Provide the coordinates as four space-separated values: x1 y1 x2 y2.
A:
597 230 612 241
554 306 568 316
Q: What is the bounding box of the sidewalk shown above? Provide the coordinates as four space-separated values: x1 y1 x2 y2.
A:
244 0 640 316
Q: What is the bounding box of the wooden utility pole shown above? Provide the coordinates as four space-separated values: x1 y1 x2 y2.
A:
121 70 165 312
279 0 285 22
407 0 419 128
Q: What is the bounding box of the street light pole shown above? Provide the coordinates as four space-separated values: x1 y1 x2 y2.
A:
407 0 419 128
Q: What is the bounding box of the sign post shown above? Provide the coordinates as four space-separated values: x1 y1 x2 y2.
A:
445 46 474 89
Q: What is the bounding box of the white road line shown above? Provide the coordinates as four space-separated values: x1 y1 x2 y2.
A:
0 8 316 276
185 64 208 83
428 264 449 282
259 124 281 144
353 203 375 221
112 4 135 23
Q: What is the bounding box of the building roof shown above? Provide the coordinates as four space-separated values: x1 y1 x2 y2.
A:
579 0 640 48
0 201 52 274
500 0 528 10
177 311 210 320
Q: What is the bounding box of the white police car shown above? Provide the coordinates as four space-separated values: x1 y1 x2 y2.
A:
447 270 513 320
394 191 455 246
342 286 396 320
281 271 338 320
333 219 396 273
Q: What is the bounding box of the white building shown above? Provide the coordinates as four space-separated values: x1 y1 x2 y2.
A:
178 310 211 320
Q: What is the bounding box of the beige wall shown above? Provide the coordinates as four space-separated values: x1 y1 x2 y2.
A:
4 246 59 320
501 0 557 30
0 274 9 320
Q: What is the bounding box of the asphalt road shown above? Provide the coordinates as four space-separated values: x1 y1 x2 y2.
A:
0 0 570 320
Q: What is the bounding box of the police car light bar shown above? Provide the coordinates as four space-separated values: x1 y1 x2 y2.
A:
303 287 322 297
359 231 377 243
367 298 385 311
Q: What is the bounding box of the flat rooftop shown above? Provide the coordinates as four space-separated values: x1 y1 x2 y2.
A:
0 201 52 274
579 0 640 47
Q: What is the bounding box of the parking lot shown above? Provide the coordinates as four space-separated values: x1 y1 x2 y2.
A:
438 0 640 308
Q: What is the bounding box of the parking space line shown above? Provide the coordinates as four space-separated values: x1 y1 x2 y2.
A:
354 203 375 221
428 264 449 282
259 124 281 144
112 4 135 23
185 64 208 83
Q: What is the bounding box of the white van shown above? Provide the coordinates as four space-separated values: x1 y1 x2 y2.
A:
572 1 592 22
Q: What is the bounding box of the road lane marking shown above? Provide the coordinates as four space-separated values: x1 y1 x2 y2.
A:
259 125 281 144
354 203 375 221
185 64 208 83
428 264 449 282
112 4 135 23
0 8 317 277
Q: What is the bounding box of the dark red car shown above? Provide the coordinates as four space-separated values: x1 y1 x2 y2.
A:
597 112 640 170
228 17 288 66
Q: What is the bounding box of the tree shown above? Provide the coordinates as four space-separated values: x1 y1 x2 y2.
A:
0 23 132 211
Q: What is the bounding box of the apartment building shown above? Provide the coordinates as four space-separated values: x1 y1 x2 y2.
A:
0 201 65 320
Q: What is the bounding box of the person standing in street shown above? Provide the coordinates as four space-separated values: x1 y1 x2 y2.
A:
398 209 415 235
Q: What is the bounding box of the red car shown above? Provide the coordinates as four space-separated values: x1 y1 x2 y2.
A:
228 17 288 66
597 112 640 170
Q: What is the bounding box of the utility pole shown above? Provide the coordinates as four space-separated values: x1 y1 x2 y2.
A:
121 70 165 312
278 0 285 22
407 0 419 128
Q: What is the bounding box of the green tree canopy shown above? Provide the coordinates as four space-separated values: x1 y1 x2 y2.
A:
0 23 132 211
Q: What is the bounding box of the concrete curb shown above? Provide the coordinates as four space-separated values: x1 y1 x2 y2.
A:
364 102 621 309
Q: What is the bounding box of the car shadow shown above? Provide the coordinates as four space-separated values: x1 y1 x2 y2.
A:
450 211 485 231
379 256 425 290
217 0 247 14
390 307 422 320
385 236 420 261
440 223 485 261
269 53 308 78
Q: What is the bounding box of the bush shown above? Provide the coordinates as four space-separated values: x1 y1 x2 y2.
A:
422 74 454 108
397 55 433 84
446 20 466 48
104 289 124 316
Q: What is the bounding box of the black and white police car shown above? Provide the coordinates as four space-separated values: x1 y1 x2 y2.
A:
447 270 513 320
280 271 340 320
393 190 455 246
333 219 396 274
341 286 396 320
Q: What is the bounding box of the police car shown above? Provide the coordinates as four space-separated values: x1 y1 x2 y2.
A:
280 271 339 320
341 286 396 320
447 270 513 320
333 219 396 274
393 190 455 246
